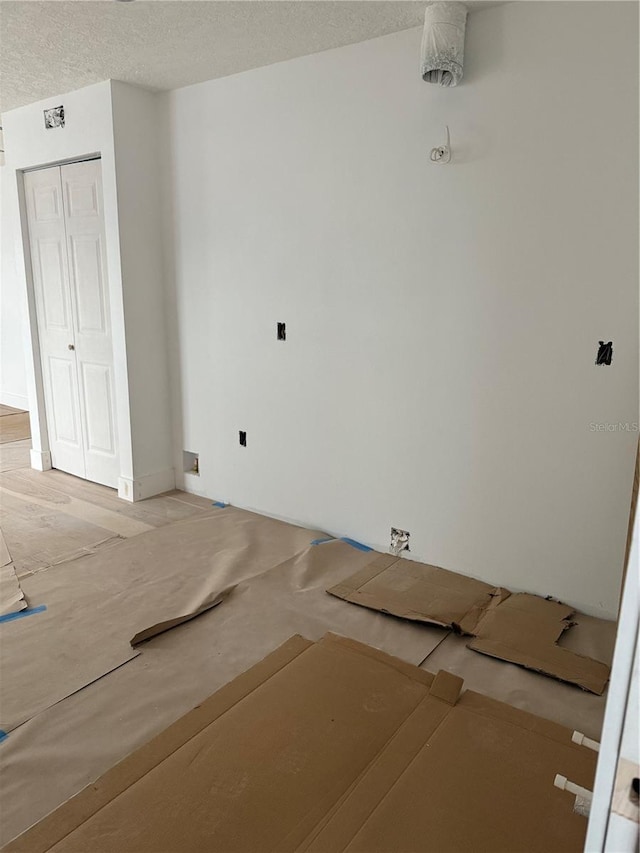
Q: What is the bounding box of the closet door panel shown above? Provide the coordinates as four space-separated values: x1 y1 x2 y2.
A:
61 160 119 488
24 166 86 478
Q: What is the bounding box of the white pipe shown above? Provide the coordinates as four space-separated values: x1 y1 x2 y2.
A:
421 2 468 87
554 774 593 818
572 731 601 752
555 774 593 800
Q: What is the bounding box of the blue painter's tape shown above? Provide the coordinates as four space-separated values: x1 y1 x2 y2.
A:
0 730 7 743
0 605 47 625
340 538 372 552
212 501 227 508
311 537 335 546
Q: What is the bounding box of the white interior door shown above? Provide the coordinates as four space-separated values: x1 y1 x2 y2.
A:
61 161 118 487
24 166 85 480
24 160 119 488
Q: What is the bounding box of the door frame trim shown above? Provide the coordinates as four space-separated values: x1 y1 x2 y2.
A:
17 164 53 468
22 153 101 174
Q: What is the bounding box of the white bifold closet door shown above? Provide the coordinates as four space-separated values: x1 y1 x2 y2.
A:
24 160 119 488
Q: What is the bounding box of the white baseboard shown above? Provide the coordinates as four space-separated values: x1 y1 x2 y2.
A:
1 392 29 410
30 448 52 471
118 468 175 502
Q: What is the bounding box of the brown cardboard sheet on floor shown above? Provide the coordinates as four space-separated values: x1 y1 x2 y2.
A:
0 506 326 732
0 540 445 846
327 553 503 632
328 553 610 692
4 633 596 853
419 612 616 739
468 592 611 694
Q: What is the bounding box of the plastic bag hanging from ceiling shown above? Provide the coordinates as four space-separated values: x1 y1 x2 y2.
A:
421 2 468 87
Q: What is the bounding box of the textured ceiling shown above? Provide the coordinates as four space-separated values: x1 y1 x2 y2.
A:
0 0 504 114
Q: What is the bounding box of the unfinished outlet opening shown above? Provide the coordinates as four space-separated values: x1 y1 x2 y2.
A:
390 528 410 556
183 451 200 476
239 431 247 447
631 777 639 805
277 322 286 341
596 341 613 365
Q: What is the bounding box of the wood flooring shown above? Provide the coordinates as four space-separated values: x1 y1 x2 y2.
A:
0 406 30 445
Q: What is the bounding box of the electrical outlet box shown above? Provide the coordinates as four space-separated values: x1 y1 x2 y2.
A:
390 528 410 555
183 450 200 476
596 341 613 365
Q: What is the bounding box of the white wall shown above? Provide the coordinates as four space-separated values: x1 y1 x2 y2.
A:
0 167 29 409
111 81 173 491
1 80 173 497
164 1 638 618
